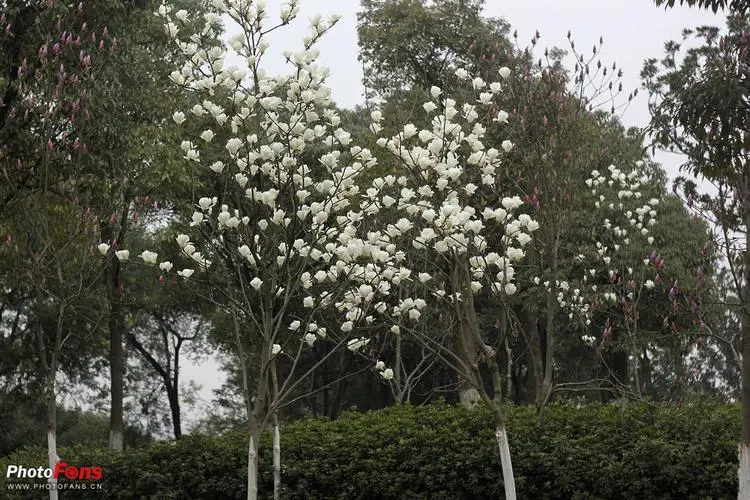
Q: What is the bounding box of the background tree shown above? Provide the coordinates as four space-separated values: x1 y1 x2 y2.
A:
642 10 750 498
655 0 749 13
355 0 712 411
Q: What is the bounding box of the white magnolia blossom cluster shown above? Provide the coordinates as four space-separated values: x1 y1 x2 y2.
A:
342 66 538 321
576 160 662 344
581 334 597 347
151 1 537 372
375 360 393 380
533 276 591 323
153 1 399 353
585 162 659 295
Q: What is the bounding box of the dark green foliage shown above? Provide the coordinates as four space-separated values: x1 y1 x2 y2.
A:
0 403 739 498
654 0 749 13
0 393 151 457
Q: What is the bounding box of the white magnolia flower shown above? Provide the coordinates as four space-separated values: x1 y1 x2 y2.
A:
98 243 110 255
140 250 158 264
271 344 282 355
250 277 263 290
176 234 190 248
347 337 369 351
380 368 394 380
423 101 438 113
375 360 385 371
159 261 173 272
645 280 655 290
190 212 203 226
498 66 511 79
164 22 178 38
172 111 186 125
177 269 194 278
289 320 301 331
303 333 316 346
115 250 129 261
516 233 532 246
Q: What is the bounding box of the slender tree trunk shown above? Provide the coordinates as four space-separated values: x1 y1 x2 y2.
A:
538 277 556 411
46 373 59 500
504 337 512 399
525 308 545 407
108 294 124 451
126 326 182 439
271 361 281 500
738 173 750 500
171 340 182 439
101 216 127 452
272 414 281 500
394 332 403 404
492 409 516 500
166 384 181 439
234 312 269 500
247 427 259 500
451 255 516 498
37 296 60 500
247 391 267 500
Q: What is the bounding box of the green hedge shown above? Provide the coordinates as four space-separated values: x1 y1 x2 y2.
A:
0 403 740 499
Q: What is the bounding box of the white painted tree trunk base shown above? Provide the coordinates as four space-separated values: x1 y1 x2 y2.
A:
248 435 258 500
47 430 59 500
739 444 750 500
495 425 517 500
273 423 281 500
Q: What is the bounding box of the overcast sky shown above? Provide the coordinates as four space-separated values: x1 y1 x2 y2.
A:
182 0 726 427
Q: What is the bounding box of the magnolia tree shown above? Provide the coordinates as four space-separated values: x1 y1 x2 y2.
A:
501 32 642 410
572 160 717 401
0 2 117 498
575 162 663 397
336 66 539 499
150 1 416 498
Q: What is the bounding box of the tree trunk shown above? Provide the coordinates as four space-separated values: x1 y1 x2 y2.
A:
166 383 181 439
451 255 516 497
394 332 403 404
524 308 545 407
738 174 750 500
247 430 259 500
459 379 481 407
741 444 750 500
272 414 281 500
46 374 59 500
126 326 182 439
102 218 126 452
493 410 516 500
108 294 125 451
271 361 281 500
170 339 182 439
538 285 556 411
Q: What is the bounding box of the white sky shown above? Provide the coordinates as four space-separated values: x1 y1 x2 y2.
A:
182 0 725 427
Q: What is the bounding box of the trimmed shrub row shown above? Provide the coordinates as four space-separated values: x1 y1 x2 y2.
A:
0 402 739 499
